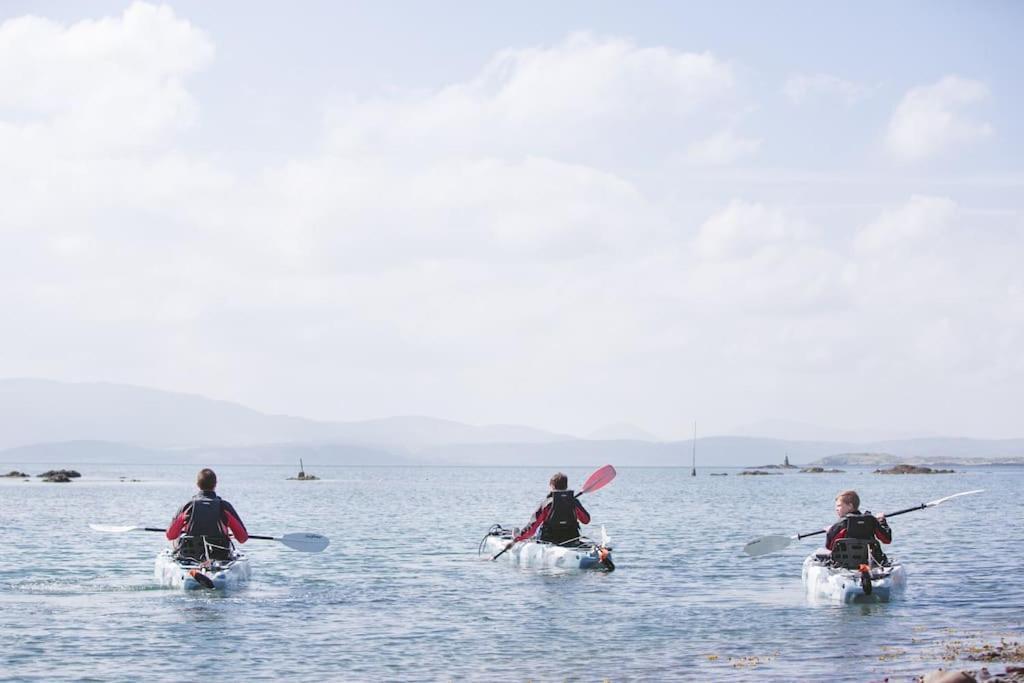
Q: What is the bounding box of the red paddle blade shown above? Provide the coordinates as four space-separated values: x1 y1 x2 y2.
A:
578 464 616 495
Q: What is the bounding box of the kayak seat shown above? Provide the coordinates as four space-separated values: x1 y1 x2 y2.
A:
176 535 234 561
844 514 882 539
829 538 871 569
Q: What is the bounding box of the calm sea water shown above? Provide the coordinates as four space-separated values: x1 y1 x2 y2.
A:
1 463 1020 682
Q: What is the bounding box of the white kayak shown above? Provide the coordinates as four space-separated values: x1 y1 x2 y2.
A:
154 549 252 591
802 550 906 603
479 524 615 571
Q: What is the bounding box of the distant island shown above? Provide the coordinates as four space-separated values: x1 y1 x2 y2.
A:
809 453 1024 467
746 455 799 470
874 464 955 474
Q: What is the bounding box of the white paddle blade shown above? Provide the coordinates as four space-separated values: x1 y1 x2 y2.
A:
927 489 985 507
743 534 793 557
279 532 329 553
89 524 143 533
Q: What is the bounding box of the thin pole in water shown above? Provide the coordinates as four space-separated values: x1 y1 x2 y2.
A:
691 422 697 476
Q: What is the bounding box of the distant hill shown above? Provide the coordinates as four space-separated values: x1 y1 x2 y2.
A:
588 423 662 441
0 378 571 451
3 378 1024 467
728 419 929 442
0 439 408 466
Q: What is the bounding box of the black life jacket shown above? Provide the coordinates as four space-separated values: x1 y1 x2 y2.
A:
540 490 580 545
178 492 231 560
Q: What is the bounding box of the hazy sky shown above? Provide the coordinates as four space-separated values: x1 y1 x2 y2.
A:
2 2 1022 440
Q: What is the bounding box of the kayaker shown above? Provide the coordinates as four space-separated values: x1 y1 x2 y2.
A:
826 489 892 563
166 468 249 561
512 472 591 546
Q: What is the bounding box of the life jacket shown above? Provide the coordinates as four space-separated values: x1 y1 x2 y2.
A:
540 490 580 545
177 492 232 560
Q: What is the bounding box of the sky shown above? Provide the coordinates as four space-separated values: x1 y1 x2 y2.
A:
1 2 1022 441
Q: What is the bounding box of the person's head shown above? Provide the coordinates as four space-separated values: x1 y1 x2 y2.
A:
197 468 217 492
835 490 859 517
549 472 568 491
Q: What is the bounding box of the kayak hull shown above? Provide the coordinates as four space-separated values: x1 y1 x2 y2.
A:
480 526 614 571
154 549 252 591
802 551 906 603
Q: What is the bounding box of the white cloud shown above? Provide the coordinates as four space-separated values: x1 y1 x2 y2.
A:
0 2 213 153
886 76 993 162
694 200 811 260
325 32 740 164
686 129 761 165
854 195 957 252
783 73 870 105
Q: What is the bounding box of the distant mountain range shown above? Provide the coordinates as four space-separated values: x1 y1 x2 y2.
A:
2 378 1024 467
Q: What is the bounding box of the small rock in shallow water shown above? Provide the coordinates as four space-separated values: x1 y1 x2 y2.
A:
921 670 976 683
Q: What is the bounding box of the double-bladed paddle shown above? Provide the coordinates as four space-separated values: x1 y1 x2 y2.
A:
742 489 985 557
491 464 617 561
88 524 330 552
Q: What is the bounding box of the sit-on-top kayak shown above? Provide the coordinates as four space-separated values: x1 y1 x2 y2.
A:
154 549 252 590
480 524 615 571
802 550 906 603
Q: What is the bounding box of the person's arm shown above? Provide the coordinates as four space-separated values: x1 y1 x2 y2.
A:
574 499 591 524
166 503 190 541
513 504 550 543
222 501 249 543
824 520 843 550
874 514 892 544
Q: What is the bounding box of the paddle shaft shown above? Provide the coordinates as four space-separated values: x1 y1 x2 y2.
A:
132 527 276 541
796 502 930 540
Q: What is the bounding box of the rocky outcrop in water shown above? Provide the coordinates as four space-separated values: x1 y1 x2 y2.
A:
875 464 954 474
739 470 782 476
38 469 81 482
3 470 30 478
800 467 844 473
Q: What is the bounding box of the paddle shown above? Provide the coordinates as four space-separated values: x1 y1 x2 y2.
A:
742 489 984 557
491 464 617 561
88 525 330 552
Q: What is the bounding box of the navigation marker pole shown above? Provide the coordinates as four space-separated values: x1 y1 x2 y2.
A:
691 422 697 477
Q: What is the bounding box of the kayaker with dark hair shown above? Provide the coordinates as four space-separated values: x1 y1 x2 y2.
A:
512 472 592 546
826 489 892 562
166 468 249 561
